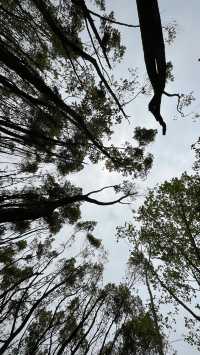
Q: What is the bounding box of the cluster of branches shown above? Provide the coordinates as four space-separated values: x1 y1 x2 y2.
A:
0 0 159 234
0 226 169 355
117 171 200 351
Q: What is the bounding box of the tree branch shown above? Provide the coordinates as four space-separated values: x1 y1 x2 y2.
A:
88 9 140 28
31 0 127 119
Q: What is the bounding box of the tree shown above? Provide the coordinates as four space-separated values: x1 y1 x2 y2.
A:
0 0 154 168
0 226 168 355
1 2 198 353
0 0 158 234
117 173 200 350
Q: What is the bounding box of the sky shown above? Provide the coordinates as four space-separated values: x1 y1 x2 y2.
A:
61 1 200 353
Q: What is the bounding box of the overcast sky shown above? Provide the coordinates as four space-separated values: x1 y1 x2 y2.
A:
61 1 200 353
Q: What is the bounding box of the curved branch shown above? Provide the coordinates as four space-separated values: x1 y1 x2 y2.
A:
83 193 133 206
164 90 183 116
88 9 140 28
86 185 118 196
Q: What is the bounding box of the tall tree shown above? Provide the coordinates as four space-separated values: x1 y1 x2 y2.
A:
117 173 200 351
0 0 153 168
0 0 157 233
0 227 167 355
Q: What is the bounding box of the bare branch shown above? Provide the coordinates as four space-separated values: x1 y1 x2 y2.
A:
164 90 183 116
88 9 140 28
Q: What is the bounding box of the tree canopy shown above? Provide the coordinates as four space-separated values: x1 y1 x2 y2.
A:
0 0 158 235
117 172 200 350
0 226 170 355
0 1 199 354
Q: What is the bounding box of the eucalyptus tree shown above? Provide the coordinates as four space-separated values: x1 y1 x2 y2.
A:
0 226 168 355
117 173 200 350
0 0 158 233
0 0 155 169
0 0 192 235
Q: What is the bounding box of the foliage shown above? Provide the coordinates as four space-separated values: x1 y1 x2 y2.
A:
0 1 198 354
0 228 167 355
117 173 200 350
0 0 157 234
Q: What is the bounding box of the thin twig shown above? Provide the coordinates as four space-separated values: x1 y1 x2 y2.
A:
164 90 183 116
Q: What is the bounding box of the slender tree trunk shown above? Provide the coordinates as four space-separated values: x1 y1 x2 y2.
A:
145 266 165 355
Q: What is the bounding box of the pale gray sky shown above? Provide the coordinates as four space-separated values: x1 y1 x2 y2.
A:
61 1 200 353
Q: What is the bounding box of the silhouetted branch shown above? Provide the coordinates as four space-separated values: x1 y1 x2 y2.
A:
31 0 127 119
71 0 111 69
88 9 140 28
